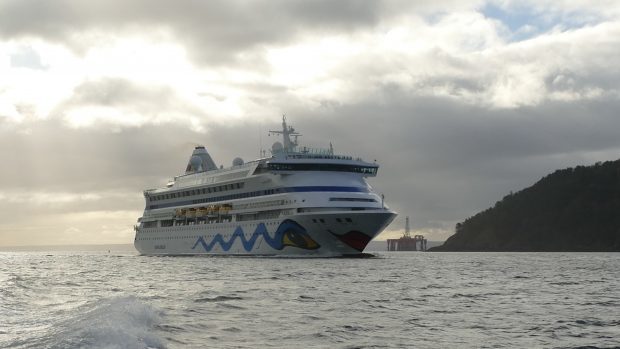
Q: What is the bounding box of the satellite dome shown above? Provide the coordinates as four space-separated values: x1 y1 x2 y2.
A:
272 141 284 153
232 157 244 166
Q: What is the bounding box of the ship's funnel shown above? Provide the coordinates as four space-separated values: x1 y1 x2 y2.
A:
185 146 218 174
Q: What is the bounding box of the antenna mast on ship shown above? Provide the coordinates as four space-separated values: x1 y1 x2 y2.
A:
269 115 302 151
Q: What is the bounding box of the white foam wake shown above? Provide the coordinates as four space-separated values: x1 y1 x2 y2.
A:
43 296 166 349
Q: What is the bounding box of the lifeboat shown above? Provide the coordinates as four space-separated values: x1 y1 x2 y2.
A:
205 205 217 216
218 204 232 214
196 207 208 217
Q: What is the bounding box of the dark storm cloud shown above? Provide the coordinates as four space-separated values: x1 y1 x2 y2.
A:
294 97 620 166
0 0 390 64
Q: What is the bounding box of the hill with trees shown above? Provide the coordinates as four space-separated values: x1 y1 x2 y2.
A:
432 160 620 251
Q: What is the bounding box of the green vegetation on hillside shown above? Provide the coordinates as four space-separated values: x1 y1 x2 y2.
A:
432 160 620 251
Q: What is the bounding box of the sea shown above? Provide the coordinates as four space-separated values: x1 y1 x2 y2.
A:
1 247 619 349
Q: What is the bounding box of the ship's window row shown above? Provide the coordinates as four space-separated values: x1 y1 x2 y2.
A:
137 235 200 241
237 210 282 222
151 182 245 201
234 199 290 210
286 154 354 161
149 188 285 209
140 218 284 229
312 217 353 223
142 221 157 228
329 197 376 202
188 189 276 206
149 186 369 210
268 163 378 175
142 216 236 228
138 234 227 241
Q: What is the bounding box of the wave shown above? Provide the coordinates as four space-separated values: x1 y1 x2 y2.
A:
23 296 166 349
6 274 31 290
194 295 243 303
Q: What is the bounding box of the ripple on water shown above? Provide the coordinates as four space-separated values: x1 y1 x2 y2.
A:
194 295 244 303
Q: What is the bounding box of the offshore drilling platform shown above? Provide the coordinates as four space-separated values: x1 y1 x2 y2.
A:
386 216 427 251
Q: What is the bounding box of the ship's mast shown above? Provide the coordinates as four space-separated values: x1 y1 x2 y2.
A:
269 115 301 151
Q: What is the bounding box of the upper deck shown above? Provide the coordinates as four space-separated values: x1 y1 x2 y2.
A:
273 146 357 161
144 116 379 197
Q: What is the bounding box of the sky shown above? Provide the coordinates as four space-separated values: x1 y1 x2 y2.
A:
1 0 620 246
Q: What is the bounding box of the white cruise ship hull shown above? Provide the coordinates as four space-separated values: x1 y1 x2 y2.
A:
134 210 395 257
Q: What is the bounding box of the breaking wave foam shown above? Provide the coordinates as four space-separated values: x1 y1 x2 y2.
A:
42 296 166 349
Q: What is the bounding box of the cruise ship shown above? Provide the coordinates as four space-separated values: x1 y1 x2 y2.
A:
134 117 397 256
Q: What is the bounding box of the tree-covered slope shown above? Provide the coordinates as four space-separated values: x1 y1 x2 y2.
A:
432 160 620 251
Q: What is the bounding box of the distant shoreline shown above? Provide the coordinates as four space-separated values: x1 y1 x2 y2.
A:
0 243 136 252
0 240 446 252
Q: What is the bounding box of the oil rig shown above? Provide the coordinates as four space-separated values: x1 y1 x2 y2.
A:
387 216 427 251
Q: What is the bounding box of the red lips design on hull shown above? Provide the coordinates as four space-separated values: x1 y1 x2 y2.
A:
333 231 372 252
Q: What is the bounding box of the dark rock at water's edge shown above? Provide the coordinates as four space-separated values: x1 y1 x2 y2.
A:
431 159 620 252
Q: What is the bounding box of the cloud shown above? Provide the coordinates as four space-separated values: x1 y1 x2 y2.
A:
0 0 394 65
2 1 620 128
1 0 620 245
56 78 208 128
0 190 139 210
327 20 620 108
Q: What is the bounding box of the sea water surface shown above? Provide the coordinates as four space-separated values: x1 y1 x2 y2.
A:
1 250 619 349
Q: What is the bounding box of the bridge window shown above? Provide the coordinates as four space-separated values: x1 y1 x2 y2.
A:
268 163 378 175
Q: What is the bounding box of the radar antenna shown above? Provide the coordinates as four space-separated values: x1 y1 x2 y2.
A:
269 114 302 151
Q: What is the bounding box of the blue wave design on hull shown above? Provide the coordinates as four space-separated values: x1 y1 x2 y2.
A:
191 220 319 252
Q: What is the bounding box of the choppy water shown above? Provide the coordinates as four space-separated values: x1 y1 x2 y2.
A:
1 250 619 349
